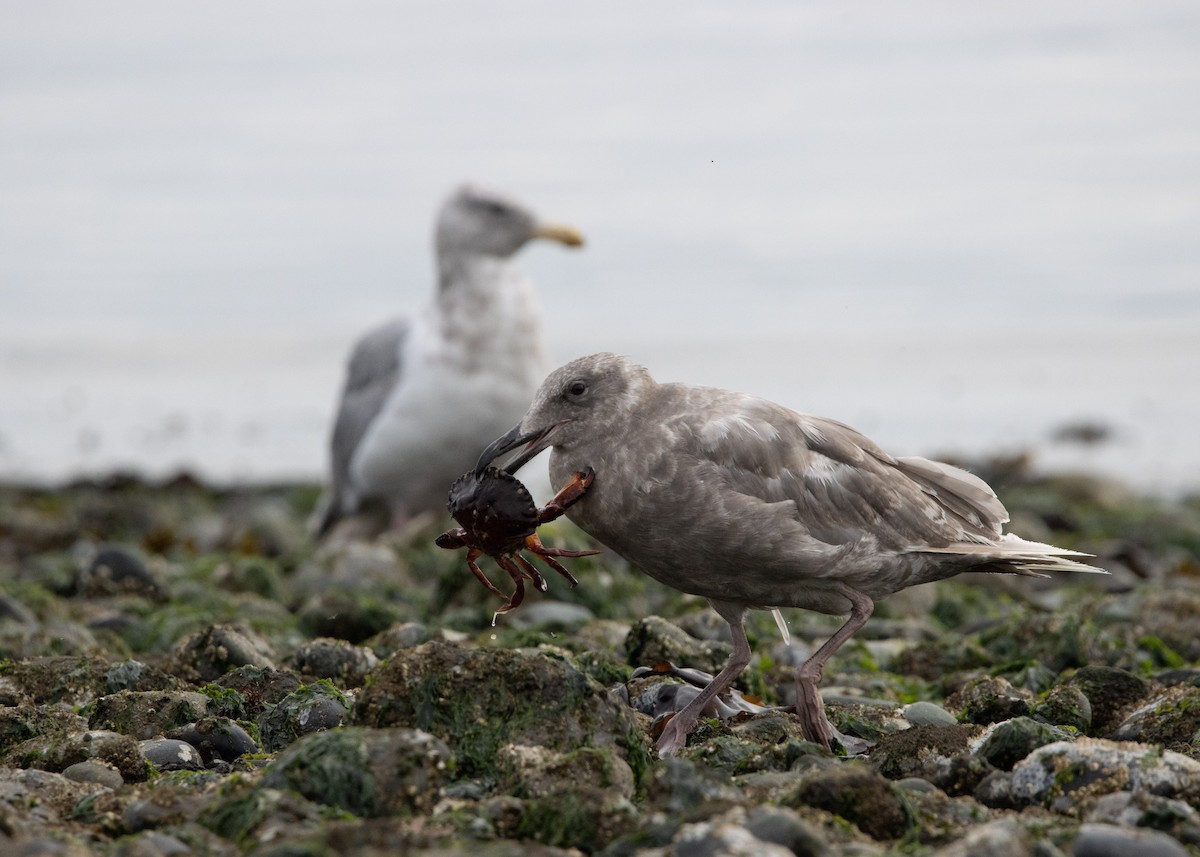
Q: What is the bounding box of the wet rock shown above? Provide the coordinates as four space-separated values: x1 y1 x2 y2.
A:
88 690 211 740
293 541 406 599
258 680 348 752
870 723 981 784
670 807 796 857
260 726 450 817
1085 790 1200 845
904 787 993 847
501 742 634 800
783 762 910 840
215 664 302 716
104 659 180 694
1010 738 1200 810
211 556 285 600
904 701 959 727
108 830 195 857
170 624 278 682
625 615 732 675
1112 686 1200 748
1067 665 1149 736
367 621 432 657
353 640 650 783
78 544 164 599
120 781 216 833
290 636 380 688
296 592 403 644
5 729 147 782
973 770 1018 810
4 655 113 705
934 817 1035 857
974 717 1077 771
0 768 108 840
0 704 87 749
199 783 332 847
505 600 595 631
494 743 637 851
0 674 27 706
643 756 746 821
743 804 833 857
139 738 204 771
1033 683 1093 733
946 676 1034 726
169 717 259 764
1070 822 1190 857
219 494 307 558
62 759 123 789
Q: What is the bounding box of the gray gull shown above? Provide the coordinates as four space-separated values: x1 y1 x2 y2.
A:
478 352 1106 755
311 184 583 537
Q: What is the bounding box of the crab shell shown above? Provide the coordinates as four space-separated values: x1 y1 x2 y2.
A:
445 466 540 556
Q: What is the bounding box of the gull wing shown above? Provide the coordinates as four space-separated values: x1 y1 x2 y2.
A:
311 318 409 535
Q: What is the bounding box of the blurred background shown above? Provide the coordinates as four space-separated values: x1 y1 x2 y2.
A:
2 0 1197 493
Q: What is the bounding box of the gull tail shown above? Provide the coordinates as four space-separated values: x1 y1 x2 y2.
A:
912 533 1107 577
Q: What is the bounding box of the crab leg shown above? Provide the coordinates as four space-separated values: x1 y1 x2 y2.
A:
537 468 595 523
512 553 550 593
494 555 529 613
465 548 510 602
525 543 581 588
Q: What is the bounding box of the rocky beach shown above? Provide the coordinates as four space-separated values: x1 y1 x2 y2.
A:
1 457 1199 856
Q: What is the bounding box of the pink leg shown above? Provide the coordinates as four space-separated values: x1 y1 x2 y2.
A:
794 583 874 749
655 599 751 757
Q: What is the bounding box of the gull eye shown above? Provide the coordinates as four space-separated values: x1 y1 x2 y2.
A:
566 379 588 398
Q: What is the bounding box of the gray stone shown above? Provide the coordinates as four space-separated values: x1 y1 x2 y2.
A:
139 738 204 771
169 716 259 763
88 690 210 740
933 818 1035 857
62 760 123 790
904 701 958 727
974 717 1076 771
744 804 833 857
1071 823 1189 857
261 726 451 818
1011 739 1200 810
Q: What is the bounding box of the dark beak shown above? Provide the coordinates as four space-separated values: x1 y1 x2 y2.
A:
475 423 552 476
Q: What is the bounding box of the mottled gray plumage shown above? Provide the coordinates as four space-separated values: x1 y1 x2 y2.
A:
482 352 1104 754
311 184 583 537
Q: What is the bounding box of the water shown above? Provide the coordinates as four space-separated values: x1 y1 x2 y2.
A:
2 2 1198 492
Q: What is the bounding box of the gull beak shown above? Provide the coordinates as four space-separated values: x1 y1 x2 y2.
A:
475 422 559 477
531 222 585 248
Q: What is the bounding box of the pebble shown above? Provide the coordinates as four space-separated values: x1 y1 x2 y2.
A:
903 701 958 727
1071 823 1190 857
62 760 123 789
139 738 204 771
169 717 259 763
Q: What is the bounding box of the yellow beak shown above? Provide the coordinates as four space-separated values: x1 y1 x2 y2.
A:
531 222 585 248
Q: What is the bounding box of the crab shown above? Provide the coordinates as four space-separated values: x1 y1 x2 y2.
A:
435 464 600 614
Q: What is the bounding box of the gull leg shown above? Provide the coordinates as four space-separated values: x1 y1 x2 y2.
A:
795 583 874 749
655 599 751 757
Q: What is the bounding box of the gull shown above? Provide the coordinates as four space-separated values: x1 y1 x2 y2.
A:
311 184 583 537
478 352 1105 755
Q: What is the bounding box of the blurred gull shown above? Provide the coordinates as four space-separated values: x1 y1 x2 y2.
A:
311 184 583 538
480 353 1106 755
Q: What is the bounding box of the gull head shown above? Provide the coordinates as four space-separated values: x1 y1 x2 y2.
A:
476 353 652 474
436 183 583 259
